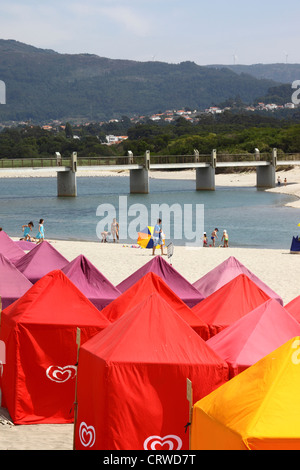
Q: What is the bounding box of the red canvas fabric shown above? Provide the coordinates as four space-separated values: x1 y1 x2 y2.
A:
0 270 111 424
116 255 204 307
192 274 271 337
61 254 121 310
0 231 25 264
0 253 32 309
102 271 209 340
75 292 228 450
285 296 300 323
14 241 68 283
193 256 282 305
207 299 300 378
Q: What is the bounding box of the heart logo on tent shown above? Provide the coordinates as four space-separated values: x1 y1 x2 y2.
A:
143 435 182 450
79 422 96 448
46 365 77 383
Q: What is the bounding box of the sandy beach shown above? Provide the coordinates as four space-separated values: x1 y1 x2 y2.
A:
1 167 300 450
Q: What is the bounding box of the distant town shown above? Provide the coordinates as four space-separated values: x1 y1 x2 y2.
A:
0 99 298 146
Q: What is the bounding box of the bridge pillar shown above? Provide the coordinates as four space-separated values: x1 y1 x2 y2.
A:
256 148 276 188
196 149 216 191
57 152 77 197
130 150 149 194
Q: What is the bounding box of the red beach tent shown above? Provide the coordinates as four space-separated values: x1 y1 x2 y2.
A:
14 240 68 283
206 298 300 378
74 292 229 450
0 231 25 264
0 270 111 424
61 254 121 310
285 296 300 323
193 256 283 305
0 253 32 309
102 271 210 340
192 274 271 337
116 255 204 307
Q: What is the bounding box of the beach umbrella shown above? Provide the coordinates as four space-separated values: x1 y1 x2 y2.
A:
137 226 165 249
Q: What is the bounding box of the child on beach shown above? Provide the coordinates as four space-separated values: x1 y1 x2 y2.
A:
221 230 229 247
111 218 119 243
35 219 45 244
21 221 34 241
211 228 219 247
202 232 208 247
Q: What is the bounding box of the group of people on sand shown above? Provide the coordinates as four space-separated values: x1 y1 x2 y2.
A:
101 218 120 243
202 227 229 248
21 219 45 244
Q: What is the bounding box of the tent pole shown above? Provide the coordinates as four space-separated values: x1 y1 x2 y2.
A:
73 327 81 450
186 378 193 450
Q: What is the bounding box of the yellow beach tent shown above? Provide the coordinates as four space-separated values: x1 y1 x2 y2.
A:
191 336 300 450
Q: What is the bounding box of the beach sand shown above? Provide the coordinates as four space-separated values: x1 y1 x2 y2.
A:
0 167 300 450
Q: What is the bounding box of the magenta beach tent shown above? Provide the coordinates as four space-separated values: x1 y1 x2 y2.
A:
14 240 36 251
0 231 25 264
193 256 283 305
206 298 300 379
0 253 33 309
116 255 204 307
61 254 121 310
15 241 68 284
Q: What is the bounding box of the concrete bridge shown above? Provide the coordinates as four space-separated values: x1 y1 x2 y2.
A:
0 149 299 196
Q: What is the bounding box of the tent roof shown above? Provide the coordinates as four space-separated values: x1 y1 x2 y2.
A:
0 253 32 297
192 336 300 449
61 254 120 300
14 240 36 251
192 274 271 329
207 298 300 370
193 256 282 304
14 241 68 283
81 292 225 366
101 271 209 338
285 296 300 322
0 231 25 264
116 255 204 306
2 269 111 328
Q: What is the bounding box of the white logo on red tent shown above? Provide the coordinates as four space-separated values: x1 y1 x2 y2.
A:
79 422 96 448
144 435 182 450
46 365 77 383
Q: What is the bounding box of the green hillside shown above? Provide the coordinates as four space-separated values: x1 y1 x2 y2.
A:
0 39 280 123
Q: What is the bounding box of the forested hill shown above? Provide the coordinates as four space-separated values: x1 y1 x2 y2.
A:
207 63 300 84
0 39 281 123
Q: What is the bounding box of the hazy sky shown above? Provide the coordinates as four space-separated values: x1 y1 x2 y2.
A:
0 0 299 65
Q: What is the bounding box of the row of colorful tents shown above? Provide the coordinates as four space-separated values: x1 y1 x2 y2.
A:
0 230 300 449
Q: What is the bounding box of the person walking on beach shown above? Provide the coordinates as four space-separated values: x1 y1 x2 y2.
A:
152 218 164 256
277 176 281 186
21 221 34 241
211 228 219 247
221 229 229 247
111 218 119 243
36 219 45 244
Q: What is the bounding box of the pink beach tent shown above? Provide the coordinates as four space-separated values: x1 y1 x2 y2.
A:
61 254 121 310
192 274 271 337
0 253 33 309
0 231 25 264
14 240 36 251
74 292 228 450
206 298 300 379
14 241 68 283
285 296 300 323
117 255 204 307
193 256 283 305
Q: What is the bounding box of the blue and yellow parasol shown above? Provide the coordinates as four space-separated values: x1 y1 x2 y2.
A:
137 226 165 249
